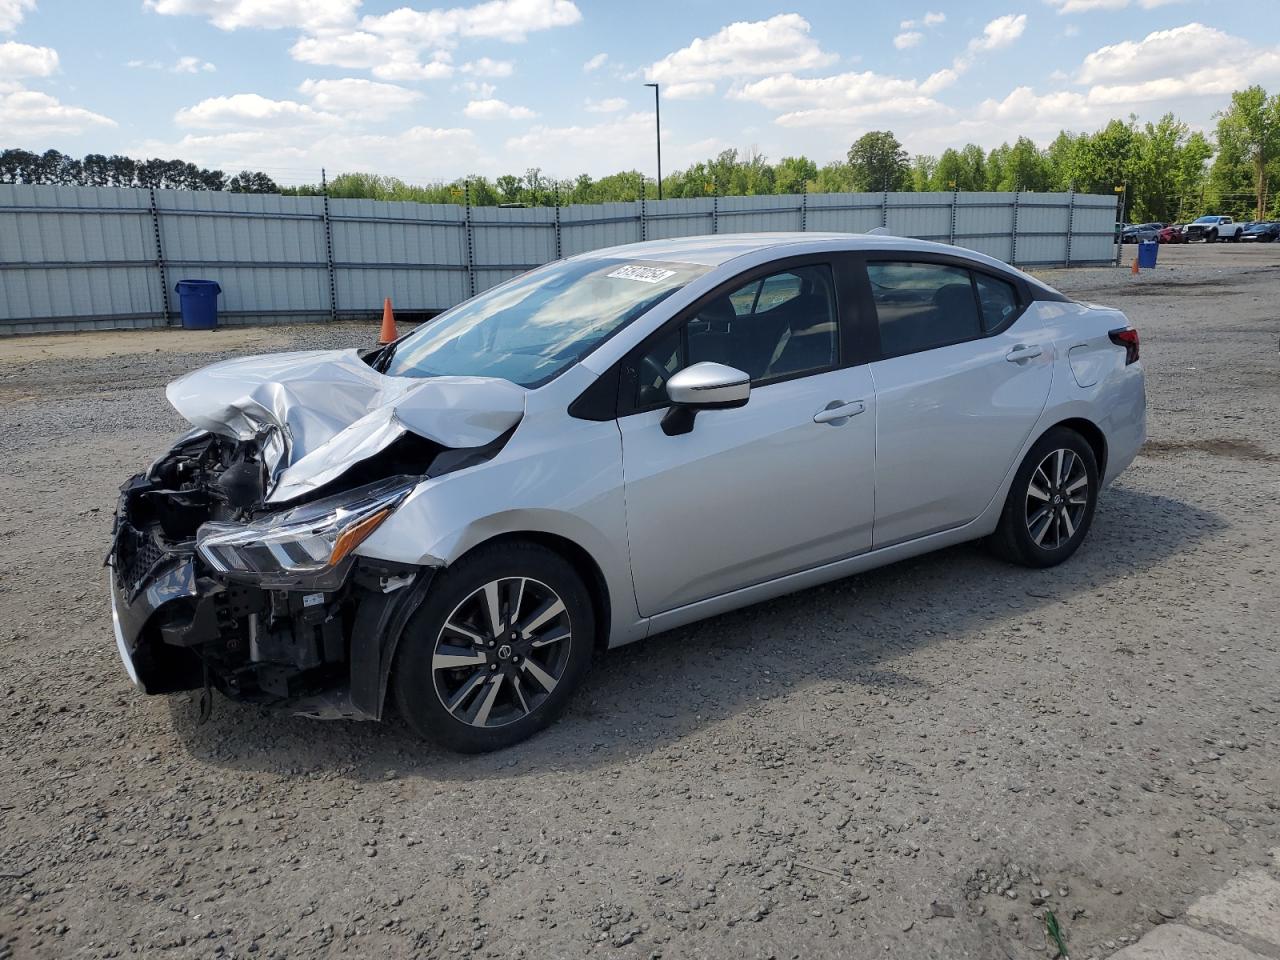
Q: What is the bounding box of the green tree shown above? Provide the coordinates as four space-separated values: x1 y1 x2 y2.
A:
1215 85 1280 220
846 130 909 191
909 154 937 192
774 155 817 194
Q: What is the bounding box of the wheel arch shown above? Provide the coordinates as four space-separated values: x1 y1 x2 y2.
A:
455 530 614 653
1043 416 1108 477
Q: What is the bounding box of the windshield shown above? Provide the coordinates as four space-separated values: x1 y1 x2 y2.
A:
384 258 708 387
1193 216 1217 224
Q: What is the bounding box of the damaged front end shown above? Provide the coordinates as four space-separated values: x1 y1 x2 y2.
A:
108 350 525 721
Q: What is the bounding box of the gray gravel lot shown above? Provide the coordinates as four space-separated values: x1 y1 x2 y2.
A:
1 242 1277 960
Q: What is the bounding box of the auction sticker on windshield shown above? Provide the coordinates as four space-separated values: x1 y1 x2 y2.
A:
607 265 677 284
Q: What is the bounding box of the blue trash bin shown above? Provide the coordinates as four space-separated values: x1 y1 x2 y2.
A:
1137 240 1158 270
174 279 221 330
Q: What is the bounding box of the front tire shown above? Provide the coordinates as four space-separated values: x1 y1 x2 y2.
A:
989 428 1099 568
1207 228 1218 242
392 541 595 752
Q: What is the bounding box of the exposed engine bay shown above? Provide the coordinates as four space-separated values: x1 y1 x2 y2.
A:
108 349 526 719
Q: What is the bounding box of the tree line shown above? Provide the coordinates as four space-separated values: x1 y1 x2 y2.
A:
4 85 1276 222
0 149 281 193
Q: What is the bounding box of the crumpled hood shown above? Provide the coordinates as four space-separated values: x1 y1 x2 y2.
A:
166 349 525 503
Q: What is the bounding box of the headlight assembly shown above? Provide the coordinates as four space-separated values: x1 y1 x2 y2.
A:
196 477 415 589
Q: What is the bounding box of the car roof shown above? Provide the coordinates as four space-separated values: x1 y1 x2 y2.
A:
571 231 1011 269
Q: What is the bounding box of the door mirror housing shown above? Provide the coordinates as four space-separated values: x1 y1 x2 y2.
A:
661 362 750 436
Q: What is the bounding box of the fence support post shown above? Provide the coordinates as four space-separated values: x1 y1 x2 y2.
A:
800 190 807 232
949 190 958 246
881 190 889 229
639 194 647 242
1011 191 1021 266
711 193 719 234
464 181 476 298
553 195 562 260
148 188 171 327
1065 189 1076 268
320 172 337 321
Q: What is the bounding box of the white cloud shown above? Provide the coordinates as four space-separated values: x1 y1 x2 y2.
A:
461 56 513 77
0 0 34 33
663 80 715 100
144 0 359 30
731 70 948 128
0 87 116 136
136 125 482 182
646 14 837 97
175 92 338 129
582 52 607 72
1046 0 1186 12
357 0 580 46
900 11 945 29
734 12 1025 130
173 55 217 73
463 97 536 119
0 40 56 78
298 77 421 118
130 56 214 72
968 13 1027 54
584 96 626 113
1077 22 1243 84
894 31 923 50
460 79 496 98
291 0 579 82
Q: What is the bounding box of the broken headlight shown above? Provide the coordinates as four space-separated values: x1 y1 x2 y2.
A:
196 476 416 589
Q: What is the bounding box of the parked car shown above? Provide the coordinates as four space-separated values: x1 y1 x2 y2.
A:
1157 224 1187 244
108 234 1147 752
1184 215 1244 242
1241 221 1280 242
1121 223 1162 243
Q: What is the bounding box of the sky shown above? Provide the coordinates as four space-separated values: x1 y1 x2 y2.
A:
2 0 1279 185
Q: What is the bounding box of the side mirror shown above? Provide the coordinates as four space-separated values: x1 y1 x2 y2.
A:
661 361 751 436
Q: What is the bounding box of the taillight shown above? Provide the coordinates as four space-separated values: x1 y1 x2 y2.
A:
1109 327 1139 364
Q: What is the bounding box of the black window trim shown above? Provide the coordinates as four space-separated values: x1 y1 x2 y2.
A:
852 250 1034 362
609 252 868 418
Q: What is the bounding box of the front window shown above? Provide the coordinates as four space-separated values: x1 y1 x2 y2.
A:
384 258 708 387
1192 216 1217 224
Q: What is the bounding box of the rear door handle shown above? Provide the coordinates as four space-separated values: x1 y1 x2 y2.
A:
814 400 865 424
1006 344 1043 363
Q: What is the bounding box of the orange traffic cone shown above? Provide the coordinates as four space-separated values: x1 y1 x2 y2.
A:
1131 258 1140 275
378 297 398 344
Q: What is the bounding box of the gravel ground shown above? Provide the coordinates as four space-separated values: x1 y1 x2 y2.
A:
1 242 1277 960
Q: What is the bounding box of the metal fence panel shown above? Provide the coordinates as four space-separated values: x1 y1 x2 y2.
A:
804 193 885 234
715 194 805 233
329 199 467 314
643 198 715 241
156 190 329 325
0 184 162 333
559 202 642 257
0 184 1120 334
953 192 1016 263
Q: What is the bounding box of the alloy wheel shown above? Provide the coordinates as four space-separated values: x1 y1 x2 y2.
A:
1025 448 1089 551
430 577 573 728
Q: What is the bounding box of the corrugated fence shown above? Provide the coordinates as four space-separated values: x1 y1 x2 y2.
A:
0 184 1119 335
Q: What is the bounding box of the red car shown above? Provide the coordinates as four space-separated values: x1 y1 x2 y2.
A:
1158 224 1187 244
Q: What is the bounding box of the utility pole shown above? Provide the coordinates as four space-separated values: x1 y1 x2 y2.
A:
644 82 662 200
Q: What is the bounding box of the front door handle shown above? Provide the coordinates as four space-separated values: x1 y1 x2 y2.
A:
814 400 866 424
1006 344 1043 363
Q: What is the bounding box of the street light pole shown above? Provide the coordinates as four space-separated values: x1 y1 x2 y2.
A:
644 82 662 200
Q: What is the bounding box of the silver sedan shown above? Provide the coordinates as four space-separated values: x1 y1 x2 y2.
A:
109 233 1145 751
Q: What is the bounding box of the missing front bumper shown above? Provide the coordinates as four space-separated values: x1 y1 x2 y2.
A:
108 472 433 720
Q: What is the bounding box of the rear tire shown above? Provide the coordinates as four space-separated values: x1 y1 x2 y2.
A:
989 427 1099 568
392 541 595 753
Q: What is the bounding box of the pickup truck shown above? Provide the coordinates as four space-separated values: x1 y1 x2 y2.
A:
1184 215 1244 242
